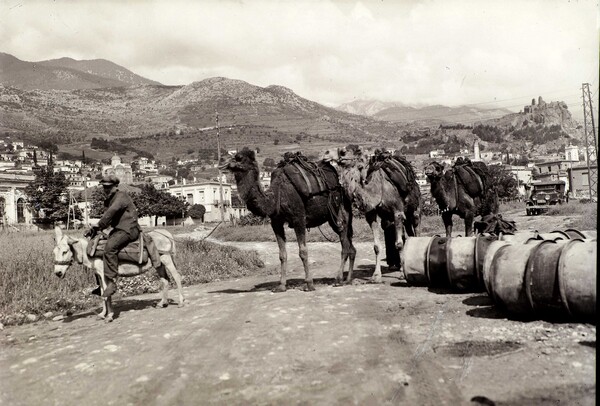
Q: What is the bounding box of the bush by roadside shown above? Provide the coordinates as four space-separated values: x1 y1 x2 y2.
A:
0 231 269 327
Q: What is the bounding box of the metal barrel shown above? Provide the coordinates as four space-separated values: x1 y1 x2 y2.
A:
474 234 499 291
482 240 512 298
484 239 543 314
557 239 597 320
445 236 484 292
525 239 570 318
402 236 436 286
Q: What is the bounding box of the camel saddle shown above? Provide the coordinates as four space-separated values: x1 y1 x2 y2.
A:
87 232 161 267
279 152 338 199
368 152 415 195
453 158 487 198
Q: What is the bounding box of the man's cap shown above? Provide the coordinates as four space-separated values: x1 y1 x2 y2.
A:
99 174 120 186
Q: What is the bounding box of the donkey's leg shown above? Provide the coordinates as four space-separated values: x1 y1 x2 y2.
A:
271 221 288 293
161 254 185 307
95 266 109 320
105 297 114 323
367 212 384 283
294 225 313 292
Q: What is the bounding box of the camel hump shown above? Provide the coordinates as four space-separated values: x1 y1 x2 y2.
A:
281 155 338 199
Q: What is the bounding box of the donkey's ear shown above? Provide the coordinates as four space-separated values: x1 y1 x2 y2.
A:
54 226 63 241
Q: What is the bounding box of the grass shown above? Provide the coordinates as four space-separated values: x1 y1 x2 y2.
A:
0 229 269 326
546 200 597 230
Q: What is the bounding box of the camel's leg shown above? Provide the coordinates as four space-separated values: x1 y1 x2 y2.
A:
442 212 453 238
294 226 314 292
367 212 384 283
340 226 357 284
464 211 474 237
161 254 185 307
272 221 288 293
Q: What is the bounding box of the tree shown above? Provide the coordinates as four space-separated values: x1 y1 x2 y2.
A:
134 184 188 225
487 165 519 200
188 204 206 221
25 165 78 224
263 157 276 169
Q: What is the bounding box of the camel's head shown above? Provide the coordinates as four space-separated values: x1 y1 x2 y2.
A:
336 147 367 199
53 226 74 278
424 161 445 181
219 148 257 173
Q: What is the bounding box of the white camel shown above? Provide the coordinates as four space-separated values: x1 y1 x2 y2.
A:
52 226 184 322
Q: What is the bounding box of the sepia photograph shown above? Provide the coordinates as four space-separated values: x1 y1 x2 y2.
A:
0 0 597 404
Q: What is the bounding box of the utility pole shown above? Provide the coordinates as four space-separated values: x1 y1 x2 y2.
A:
581 83 598 201
216 110 226 222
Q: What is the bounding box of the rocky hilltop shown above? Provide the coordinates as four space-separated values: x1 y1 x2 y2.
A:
485 96 580 132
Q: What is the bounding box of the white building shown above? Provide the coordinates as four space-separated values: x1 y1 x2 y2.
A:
167 179 248 222
0 172 35 227
102 155 133 184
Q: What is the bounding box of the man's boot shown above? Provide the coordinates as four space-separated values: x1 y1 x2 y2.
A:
101 278 117 297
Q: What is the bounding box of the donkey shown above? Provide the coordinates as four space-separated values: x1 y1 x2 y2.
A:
53 226 184 322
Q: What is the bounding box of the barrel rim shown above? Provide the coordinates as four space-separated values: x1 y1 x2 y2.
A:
563 228 586 239
424 234 441 283
474 234 497 289
549 230 571 239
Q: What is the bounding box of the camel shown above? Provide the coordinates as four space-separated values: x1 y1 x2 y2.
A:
425 160 499 237
53 226 184 322
219 149 356 292
337 147 421 283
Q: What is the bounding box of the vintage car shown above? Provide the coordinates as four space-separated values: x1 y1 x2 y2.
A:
526 181 565 216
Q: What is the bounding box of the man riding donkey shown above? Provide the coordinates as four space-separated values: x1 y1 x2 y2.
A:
87 175 166 298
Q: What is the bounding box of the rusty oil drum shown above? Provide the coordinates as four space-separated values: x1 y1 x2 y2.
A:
474 234 498 291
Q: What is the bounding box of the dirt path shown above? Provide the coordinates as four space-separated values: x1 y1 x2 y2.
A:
1 215 596 405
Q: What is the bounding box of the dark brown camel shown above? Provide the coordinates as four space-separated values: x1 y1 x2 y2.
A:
337 147 420 283
425 160 498 237
219 149 356 292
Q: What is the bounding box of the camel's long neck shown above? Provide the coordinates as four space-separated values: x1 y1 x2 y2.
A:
430 174 456 210
234 170 275 217
341 167 382 210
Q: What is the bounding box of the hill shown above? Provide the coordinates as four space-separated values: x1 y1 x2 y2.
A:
0 53 160 90
0 53 584 163
336 98 514 125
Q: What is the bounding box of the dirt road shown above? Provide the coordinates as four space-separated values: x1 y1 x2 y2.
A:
1 214 596 405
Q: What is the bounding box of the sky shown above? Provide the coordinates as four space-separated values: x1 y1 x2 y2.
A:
1 0 599 116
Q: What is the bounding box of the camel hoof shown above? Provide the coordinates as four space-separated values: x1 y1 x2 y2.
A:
105 315 114 323
156 302 168 309
303 283 316 292
272 285 287 293
97 313 106 320
177 301 185 308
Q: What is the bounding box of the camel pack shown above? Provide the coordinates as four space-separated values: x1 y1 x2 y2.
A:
368 152 415 196
452 158 488 198
87 232 160 265
279 152 338 199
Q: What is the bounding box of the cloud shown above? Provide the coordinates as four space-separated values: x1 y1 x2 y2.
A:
1 0 597 109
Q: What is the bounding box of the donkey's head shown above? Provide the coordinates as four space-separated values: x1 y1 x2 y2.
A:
53 226 76 278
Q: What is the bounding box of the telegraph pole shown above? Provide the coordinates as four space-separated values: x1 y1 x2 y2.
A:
216 110 226 222
581 83 598 200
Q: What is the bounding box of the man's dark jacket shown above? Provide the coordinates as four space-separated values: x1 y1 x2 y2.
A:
97 189 140 236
